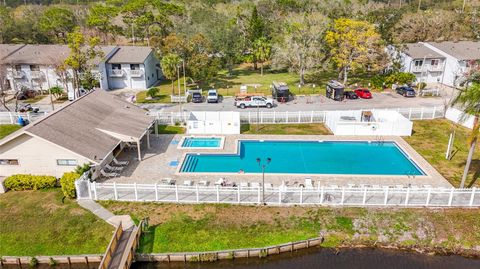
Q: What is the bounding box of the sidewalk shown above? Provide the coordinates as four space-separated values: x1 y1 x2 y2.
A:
78 199 134 230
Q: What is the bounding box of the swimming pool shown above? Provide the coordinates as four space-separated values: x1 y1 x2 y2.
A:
180 140 425 175
179 136 224 149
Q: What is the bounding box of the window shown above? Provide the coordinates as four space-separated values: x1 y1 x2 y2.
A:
30 65 40 71
56 159 77 166
0 159 19 165
14 65 22 71
414 60 423 67
130 64 140 70
430 59 439 67
112 64 121 70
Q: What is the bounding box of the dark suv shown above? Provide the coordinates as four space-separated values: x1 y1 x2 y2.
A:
396 86 416 97
191 92 203 103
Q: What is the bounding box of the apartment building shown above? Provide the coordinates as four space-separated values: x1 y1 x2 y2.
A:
396 41 480 87
0 44 161 96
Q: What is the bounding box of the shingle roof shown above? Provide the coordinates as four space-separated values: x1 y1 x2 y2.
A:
428 41 480 61
106 46 153 64
403 43 444 59
21 90 153 162
2 44 71 65
0 44 25 60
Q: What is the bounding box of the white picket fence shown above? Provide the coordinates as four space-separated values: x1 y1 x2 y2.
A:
0 106 445 125
152 106 445 125
76 181 479 208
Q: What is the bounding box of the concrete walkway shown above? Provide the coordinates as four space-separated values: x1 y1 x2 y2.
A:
78 199 134 230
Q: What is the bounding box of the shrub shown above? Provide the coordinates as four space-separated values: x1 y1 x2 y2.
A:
74 163 91 175
29 257 38 268
384 72 416 87
60 172 80 198
146 87 159 98
417 82 427 90
4 174 57 191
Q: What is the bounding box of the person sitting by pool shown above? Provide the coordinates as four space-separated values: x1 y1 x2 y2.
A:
238 169 245 174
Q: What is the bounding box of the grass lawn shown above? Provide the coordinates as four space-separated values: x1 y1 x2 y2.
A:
0 124 21 139
0 189 113 256
405 119 479 187
157 125 185 134
241 123 331 135
136 65 374 103
100 202 480 253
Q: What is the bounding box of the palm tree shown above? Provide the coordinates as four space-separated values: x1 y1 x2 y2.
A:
160 53 181 95
253 37 272 76
452 81 480 188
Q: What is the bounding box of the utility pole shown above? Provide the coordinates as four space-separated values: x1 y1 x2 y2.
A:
418 0 422 12
182 59 186 94
177 64 181 114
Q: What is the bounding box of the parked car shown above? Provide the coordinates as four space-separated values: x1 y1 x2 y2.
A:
234 94 274 109
344 91 358 99
207 89 218 103
396 86 416 97
191 92 203 103
17 104 39 113
16 89 36 100
354 88 372 99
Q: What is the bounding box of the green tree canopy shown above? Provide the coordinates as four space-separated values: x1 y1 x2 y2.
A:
86 3 121 44
325 18 387 85
39 7 76 44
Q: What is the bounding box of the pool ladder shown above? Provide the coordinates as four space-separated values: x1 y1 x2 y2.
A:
375 135 385 145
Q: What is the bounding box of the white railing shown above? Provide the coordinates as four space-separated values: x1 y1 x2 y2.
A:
130 69 144 78
152 106 445 125
11 70 25 79
30 70 45 79
0 111 48 124
170 95 189 103
109 69 125 77
78 182 479 208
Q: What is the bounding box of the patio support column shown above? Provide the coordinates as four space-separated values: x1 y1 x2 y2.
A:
154 121 158 137
137 139 142 161
147 130 151 149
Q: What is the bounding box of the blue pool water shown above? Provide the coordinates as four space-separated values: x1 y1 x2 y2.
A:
181 140 424 175
182 137 222 148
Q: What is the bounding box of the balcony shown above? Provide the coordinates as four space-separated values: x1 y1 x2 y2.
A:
411 66 424 73
130 69 144 78
11 70 25 79
30 71 45 79
109 69 125 77
428 65 443 72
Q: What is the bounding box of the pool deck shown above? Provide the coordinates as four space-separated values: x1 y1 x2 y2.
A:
105 134 452 188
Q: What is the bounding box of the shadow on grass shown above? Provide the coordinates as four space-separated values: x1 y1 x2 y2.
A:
139 225 156 253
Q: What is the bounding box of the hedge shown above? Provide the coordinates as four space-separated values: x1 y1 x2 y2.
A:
4 174 57 191
60 172 80 198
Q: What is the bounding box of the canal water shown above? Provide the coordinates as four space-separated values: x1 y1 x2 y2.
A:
132 248 480 269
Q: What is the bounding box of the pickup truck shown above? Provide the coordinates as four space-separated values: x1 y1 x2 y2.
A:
234 95 274 109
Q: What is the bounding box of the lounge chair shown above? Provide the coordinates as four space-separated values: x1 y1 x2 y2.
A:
264 183 273 189
215 178 225 186
347 183 356 188
240 182 249 188
105 164 123 172
183 180 193 186
305 178 314 189
198 180 210 187
100 169 118 178
422 184 432 189
329 185 339 189
251 182 261 188
113 157 129 166
372 184 381 189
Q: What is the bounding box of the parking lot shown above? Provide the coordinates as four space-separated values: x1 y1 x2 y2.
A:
142 88 455 113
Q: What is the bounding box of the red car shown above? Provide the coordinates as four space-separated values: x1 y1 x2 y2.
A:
354 88 372 99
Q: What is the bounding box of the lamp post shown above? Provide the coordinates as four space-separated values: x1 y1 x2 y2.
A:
256 157 271 205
